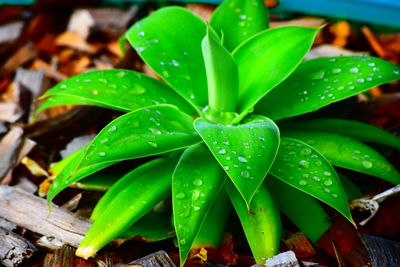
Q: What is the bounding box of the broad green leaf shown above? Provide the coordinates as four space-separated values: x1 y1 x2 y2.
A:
76 105 200 170
192 189 231 248
283 130 400 184
269 137 353 223
233 26 319 117
117 211 174 242
210 0 269 51
173 143 226 266
266 176 332 243
76 157 176 259
337 172 363 200
48 146 117 203
257 56 400 120
194 116 280 205
126 7 208 110
281 118 400 149
226 181 281 264
38 70 195 115
202 26 238 112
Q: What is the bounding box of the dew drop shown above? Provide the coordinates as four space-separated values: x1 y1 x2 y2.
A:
171 59 179 67
180 238 187 244
298 180 308 186
147 141 157 148
312 176 321 182
323 171 331 177
108 125 117 132
224 166 229 171
299 160 310 169
393 70 399 75
193 179 203 187
259 137 265 141
314 160 322 167
91 90 99 95
356 78 365 83
132 85 146 95
100 138 109 144
176 192 186 199
324 179 333 186
362 160 373 169
138 31 145 37
192 190 200 201
193 206 200 211
238 156 247 163
98 151 106 156
60 84 67 89
324 188 331 193
368 62 375 67
241 170 250 178
349 67 359 73
226 156 231 160
218 149 226 155
149 128 162 135
332 68 342 74
98 78 108 84
300 148 312 156
337 86 345 91
332 194 338 198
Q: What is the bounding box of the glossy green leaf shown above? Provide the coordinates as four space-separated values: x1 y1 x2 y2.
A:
76 157 176 259
173 143 226 265
117 211 174 242
269 137 353 223
76 105 200 170
38 70 195 115
202 26 238 113
194 116 280 205
210 0 269 51
192 189 231 248
257 56 400 120
337 172 363 200
266 176 332 243
233 26 319 117
283 130 400 184
48 146 117 203
126 7 208 110
226 181 281 264
281 118 400 149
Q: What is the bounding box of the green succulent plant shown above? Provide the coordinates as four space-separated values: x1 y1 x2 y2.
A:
38 0 400 265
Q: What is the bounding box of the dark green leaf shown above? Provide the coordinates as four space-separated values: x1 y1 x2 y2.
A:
126 7 208 110
76 105 200 170
117 211 175 242
257 56 400 120
173 143 226 265
202 26 238 112
283 130 400 184
38 70 195 115
226 181 281 264
192 189 231 248
210 0 269 51
266 176 332 243
76 157 176 259
281 118 400 149
269 137 353 223
233 26 318 118
194 116 280 205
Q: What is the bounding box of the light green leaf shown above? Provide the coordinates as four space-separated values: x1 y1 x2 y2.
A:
281 118 400 149
47 146 117 203
76 105 200 170
126 7 208 110
283 130 400 184
117 211 175 242
37 70 195 116
226 181 281 264
269 137 353 223
76 157 176 259
202 26 238 113
233 26 319 117
210 0 269 51
257 56 400 120
266 176 332 243
173 143 226 265
194 116 280 205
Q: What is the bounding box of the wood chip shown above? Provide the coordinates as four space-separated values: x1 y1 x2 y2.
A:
359 233 400 266
362 26 387 59
67 9 95 40
0 21 23 45
0 42 37 77
56 31 99 54
0 227 36 267
284 232 316 258
44 246 94 267
0 127 24 184
251 251 300 267
0 185 91 247
130 250 176 267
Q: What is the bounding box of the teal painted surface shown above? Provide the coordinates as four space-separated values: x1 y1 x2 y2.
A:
0 0 34 4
